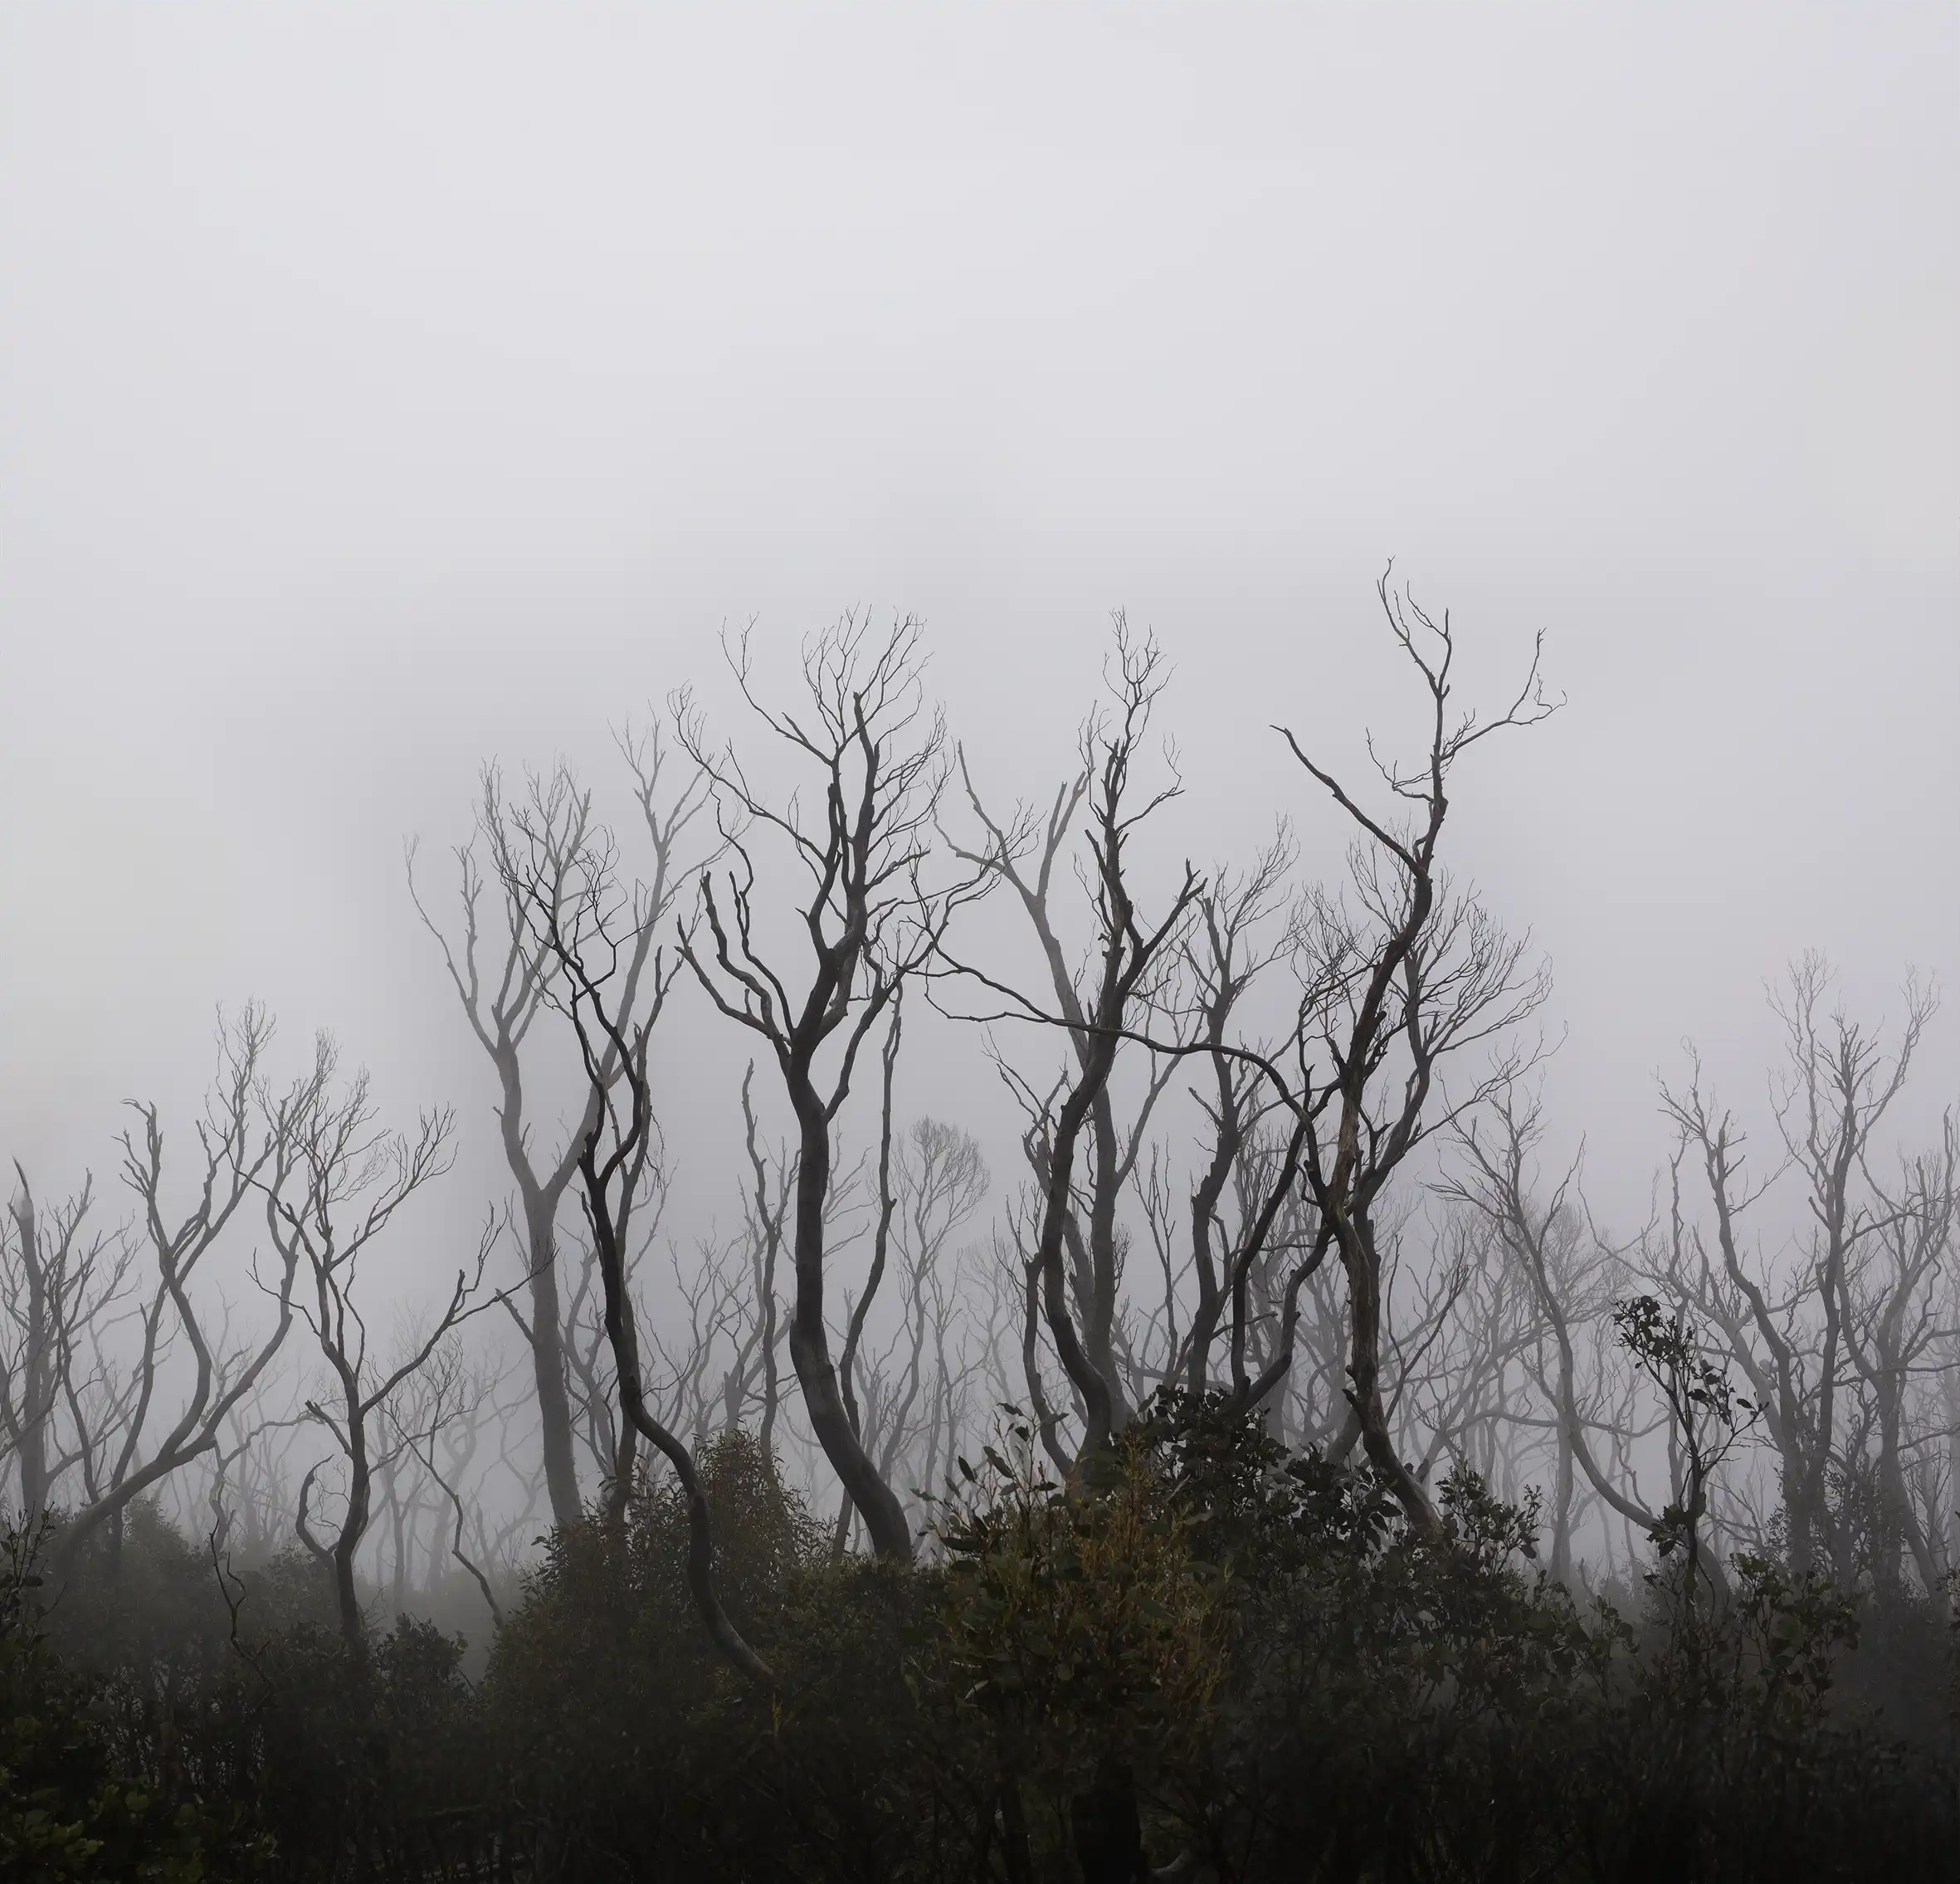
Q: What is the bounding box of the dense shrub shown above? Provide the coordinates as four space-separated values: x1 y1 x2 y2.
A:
5 1409 1956 1880
0 1518 266 1881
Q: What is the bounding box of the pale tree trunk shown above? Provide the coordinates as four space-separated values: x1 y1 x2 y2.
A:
412 750 695 1533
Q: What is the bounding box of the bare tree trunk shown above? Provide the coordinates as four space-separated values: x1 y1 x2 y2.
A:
1277 577 1557 1532
951 625 1200 1467
787 1079 915 1561
514 1180 583 1530
4 1179 55 1518
512 796 777 1687
684 616 981 1563
412 754 697 1532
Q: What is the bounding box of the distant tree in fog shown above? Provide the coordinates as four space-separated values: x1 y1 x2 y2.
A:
271 1054 490 1650
949 622 1202 1466
409 743 702 1529
53 1009 329 1579
0 1169 129 1523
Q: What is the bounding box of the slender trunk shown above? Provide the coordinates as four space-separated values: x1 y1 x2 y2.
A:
9 1191 52 1520
757 1262 782 1457
1183 1093 1237 1397
333 1422 371 1652
387 1471 409 1614
1946 1404 1960 1581
519 1193 583 1529
1550 1406 1575 1585
586 1133 775 1686
787 1093 914 1564
1085 1095 1132 1428
1341 1210 1436 1530
1021 1253 1074 1477
1875 1350 1938 1594
314 1342 372 1652
605 1391 639 1530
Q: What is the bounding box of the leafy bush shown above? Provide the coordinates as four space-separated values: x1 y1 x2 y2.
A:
0 1517 266 1882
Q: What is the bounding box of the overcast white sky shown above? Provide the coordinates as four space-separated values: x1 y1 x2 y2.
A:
1 5 1954 1256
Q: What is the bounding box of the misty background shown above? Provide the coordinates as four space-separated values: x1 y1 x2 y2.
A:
2 2 1955 1284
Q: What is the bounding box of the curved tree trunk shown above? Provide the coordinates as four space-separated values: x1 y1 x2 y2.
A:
788 1092 914 1564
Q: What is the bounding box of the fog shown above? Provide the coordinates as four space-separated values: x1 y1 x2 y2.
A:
1 10 1957 1874
0 0 1951 1456
2 5 1953 1202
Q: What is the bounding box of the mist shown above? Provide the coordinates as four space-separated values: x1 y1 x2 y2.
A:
1 7 1956 1881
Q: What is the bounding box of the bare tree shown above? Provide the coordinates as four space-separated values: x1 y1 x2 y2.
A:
1767 959 1934 1580
54 1008 327 1579
0 1169 132 1519
1173 834 1302 1405
1389 1213 1541 1501
511 769 776 1686
271 1057 490 1650
837 1109 991 1545
558 1218 640 1502
834 993 907 1545
1844 1113 1957 1594
1269 574 1557 1530
943 582 1553 1526
411 740 703 1528
680 614 981 1564
386 1343 510 1628
948 624 1202 1464
736 1066 795 1456
1657 960 1938 1584
1450 1090 1670 1581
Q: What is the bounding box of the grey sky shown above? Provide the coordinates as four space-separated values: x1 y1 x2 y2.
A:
2 4 1954 1250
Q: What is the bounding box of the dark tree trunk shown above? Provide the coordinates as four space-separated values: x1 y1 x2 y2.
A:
1071 1762 1148 1884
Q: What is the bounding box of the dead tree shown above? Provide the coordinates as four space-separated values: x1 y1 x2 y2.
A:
411 740 703 1528
1843 1113 1957 1594
560 1220 638 1501
1157 1113 1331 1446
737 1066 794 1455
680 614 982 1564
838 1108 991 1545
201 1402 310 1567
1270 574 1557 1531
440 1359 549 1598
386 1344 509 1628
1767 959 1933 1582
1450 1090 1670 1581
948 625 1202 1464
694 1070 797 1451
1389 1213 1541 1500
0 1170 132 1520
580 1069 797 1470
915 1235 993 1514
645 1067 802 1452
270 1057 489 1650
512 781 775 1687
1657 961 1936 1584
54 1008 327 1579
1173 834 1304 1403
1939 1276 1960 1580
951 623 1202 1450
834 994 907 1546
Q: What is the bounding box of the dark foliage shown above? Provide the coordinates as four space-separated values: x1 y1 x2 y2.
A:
5 1408 1955 1882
